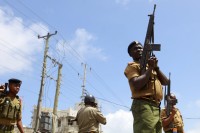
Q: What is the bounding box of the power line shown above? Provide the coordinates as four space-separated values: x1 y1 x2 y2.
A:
12 0 86 64
0 39 44 72
4 0 49 33
90 67 126 105
96 97 130 110
1 2 85 67
17 0 57 33
2 1 130 112
184 117 200 120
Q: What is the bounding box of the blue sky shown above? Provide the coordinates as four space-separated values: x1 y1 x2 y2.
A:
0 0 200 133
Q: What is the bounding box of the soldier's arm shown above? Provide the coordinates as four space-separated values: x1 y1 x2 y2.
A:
162 107 176 127
130 57 159 90
129 67 153 90
153 57 169 85
95 110 106 125
17 119 24 133
155 68 169 85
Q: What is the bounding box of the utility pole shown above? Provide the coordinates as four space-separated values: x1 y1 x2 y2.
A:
47 55 63 133
34 31 57 132
81 63 87 101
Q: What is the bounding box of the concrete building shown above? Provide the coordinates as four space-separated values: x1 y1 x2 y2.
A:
31 103 83 133
14 101 103 133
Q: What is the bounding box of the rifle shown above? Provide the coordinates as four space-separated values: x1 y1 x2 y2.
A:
140 4 161 73
165 73 178 116
4 83 8 94
0 83 8 97
164 73 178 131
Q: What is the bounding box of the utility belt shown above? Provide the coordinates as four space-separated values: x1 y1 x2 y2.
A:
85 131 97 133
133 95 161 107
0 124 14 131
165 129 181 133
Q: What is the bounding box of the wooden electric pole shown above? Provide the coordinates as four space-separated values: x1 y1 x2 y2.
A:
81 63 87 101
50 57 63 133
34 31 57 132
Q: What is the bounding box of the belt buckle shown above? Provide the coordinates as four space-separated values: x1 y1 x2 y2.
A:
143 96 160 107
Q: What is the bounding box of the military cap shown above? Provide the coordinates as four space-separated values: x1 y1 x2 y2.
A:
8 78 22 84
128 41 142 56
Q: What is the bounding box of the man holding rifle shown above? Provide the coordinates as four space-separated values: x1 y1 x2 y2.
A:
124 41 169 133
0 78 24 133
161 93 184 133
124 4 169 133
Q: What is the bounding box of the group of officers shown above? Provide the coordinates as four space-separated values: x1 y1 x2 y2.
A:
0 40 184 133
124 40 184 133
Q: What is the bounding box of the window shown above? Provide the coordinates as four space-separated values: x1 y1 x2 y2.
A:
57 119 61 127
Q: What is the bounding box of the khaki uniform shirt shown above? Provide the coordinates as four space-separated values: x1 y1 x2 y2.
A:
76 105 106 133
124 61 163 102
0 96 22 125
161 108 184 133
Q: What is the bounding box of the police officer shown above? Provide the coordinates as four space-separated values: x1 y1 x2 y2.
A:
75 95 106 133
161 93 184 133
124 41 169 133
0 78 24 133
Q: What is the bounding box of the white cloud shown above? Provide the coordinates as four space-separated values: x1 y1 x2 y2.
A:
115 0 131 6
103 109 133 133
58 28 107 61
187 122 200 133
195 100 200 108
0 6 48 75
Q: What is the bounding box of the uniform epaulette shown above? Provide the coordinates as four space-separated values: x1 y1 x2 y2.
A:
128 62 134 65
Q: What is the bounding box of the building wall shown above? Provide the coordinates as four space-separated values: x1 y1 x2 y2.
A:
31 103 81 133
14 127 33 133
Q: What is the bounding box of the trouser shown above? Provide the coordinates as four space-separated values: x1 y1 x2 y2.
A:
0 124 14 133
78 131 98 133
165 130 183 133
131 99 162 133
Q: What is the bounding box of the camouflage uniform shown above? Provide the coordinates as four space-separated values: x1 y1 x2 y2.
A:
161 108 184 133
124 61 163 133
76 105 106 133
0 95 22 133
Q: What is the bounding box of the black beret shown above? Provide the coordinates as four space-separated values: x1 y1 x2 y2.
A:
128 41 142 55
8 78 22 84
